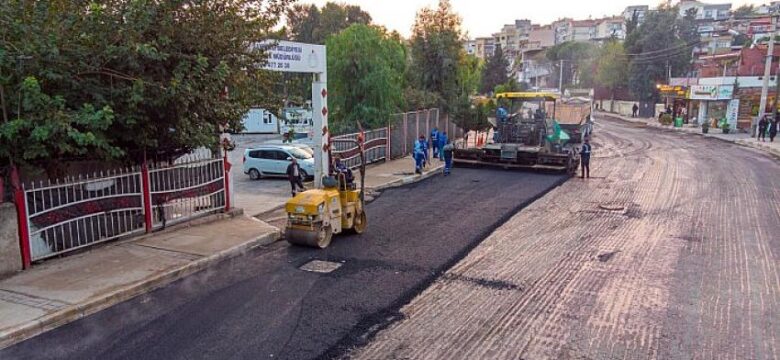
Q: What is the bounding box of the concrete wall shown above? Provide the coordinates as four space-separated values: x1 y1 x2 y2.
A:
600 100 665 118
0 203 22 277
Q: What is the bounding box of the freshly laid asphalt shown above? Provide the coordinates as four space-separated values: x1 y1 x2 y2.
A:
1 168 567 360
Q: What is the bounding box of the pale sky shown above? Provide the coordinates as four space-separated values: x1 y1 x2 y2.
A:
307 0 758 38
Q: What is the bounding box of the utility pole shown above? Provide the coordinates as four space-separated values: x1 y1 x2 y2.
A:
559 59 564 93
757 13 778 137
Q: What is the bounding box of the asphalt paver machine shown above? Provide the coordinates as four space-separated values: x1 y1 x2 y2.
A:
454 92 580 175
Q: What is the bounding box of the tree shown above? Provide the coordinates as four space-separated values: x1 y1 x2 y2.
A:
285 2 371 45
625 4 695 101
733 5 756 19
480 44 509 94
326 24 405 132
545 41 598 89
409 0 465 114
596 41 629 101
0 0 291 177
283 2 372 109
625 10 640 37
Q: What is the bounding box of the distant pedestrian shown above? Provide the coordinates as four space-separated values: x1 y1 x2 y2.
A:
759 116 769 142
632 103 639 118
286 158 306 197
580 138 592 179
442 141 454 176
770 118 778 142
438 131 448 162
414 135 427 174
430 127 439 158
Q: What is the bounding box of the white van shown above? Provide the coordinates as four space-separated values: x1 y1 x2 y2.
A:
242 145 315 180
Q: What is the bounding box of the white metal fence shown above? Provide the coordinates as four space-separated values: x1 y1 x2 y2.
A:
21 155 226 261
24 169 146 261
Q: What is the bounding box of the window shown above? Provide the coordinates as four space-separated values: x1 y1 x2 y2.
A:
272 151 290 160
258 150 281 160
263 112 273 124
248 150 262 159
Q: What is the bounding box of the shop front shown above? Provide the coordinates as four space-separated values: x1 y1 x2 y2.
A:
658 85 691 123
689 85 734 127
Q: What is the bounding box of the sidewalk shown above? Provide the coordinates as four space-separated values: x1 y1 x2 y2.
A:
361 155 445 191
0 213 279 349
597 111 780 158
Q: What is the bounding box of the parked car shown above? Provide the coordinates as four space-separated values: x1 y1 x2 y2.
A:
243 145 315 181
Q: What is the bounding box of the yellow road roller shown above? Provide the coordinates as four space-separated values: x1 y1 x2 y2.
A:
285 138 367 248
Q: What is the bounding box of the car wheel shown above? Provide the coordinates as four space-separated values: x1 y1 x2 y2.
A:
249 168 261 180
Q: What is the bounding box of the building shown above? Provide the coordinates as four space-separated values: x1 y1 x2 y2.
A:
464 40 476 56
475 37 496 60
678 0 732 20
493 19 533 59
524 25 555 52
552 19 572 45
755 2 780 15
594 17 626 41
623 5 649 22
569 20 598 42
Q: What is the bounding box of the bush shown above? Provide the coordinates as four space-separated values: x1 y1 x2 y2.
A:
659 114 673 125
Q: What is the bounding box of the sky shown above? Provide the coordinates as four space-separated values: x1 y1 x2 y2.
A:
307 0 757 38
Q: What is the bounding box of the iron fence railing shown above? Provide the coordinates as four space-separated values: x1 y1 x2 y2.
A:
20 154 227 262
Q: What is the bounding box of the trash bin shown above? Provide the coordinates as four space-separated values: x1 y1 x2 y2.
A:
674 117 683 128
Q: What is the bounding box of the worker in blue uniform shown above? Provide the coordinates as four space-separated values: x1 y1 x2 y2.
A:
414 135 428 174
438 131 448 162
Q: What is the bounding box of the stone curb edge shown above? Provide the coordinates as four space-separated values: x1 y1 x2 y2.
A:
0 228 280 350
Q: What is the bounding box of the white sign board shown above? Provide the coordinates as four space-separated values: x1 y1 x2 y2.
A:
726 99 740 129
690 85 733 100
258 40 326 73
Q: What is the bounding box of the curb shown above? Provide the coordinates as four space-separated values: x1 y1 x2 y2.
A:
367 164 445 192
0 227 280 350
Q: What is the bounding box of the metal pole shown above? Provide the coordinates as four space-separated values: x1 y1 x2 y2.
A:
757 13 777 137
559 59 564 93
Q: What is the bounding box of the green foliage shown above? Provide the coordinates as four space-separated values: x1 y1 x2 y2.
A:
625 4 697 101
285 2 372 45
457 101 492 132
626 11 640 37
480 44 509 94
596 41 629 97
459 54 483 98
283 2 372 107
733 5 756 19
408 0 465 114
326 24 405 133
403 87 443 111
660 114 673 125
545 41 598 89
0 0 290 174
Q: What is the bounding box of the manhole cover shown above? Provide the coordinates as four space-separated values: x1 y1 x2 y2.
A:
299 260 343 274
598 204 625 212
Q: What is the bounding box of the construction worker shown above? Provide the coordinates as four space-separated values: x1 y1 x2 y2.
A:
413 135 427 174
442 141 454 176
580 138 592 179
286 157 306 196
430 127 439 158
438 131 448 162
333 156 354 188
